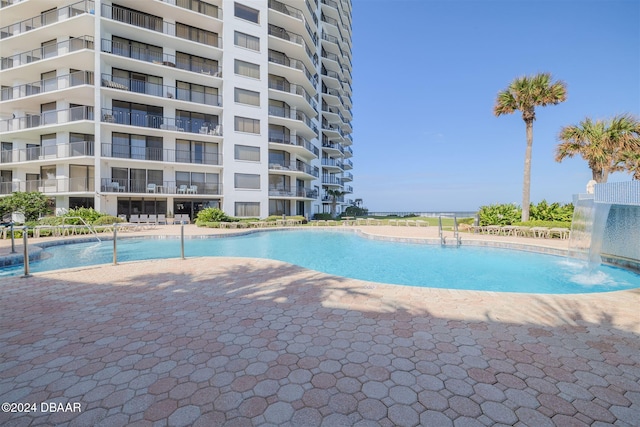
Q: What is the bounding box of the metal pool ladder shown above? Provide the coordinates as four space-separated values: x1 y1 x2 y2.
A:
438 215 461 247
62 217 101 242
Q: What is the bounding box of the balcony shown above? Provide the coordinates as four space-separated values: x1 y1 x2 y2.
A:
0 106 94 132
268 79 317 115
321 194 345 203
102 4 222 49
160 0 221 19
321 120 344 139
101 108 222 136
101 143 221 166
101 74 221 107
101 39 222 77
268 51 317 90
343 159 353 170
268 0 316 47
269 0 303 21
321 158 343 170
268 106 317 134
101 178 221 195
268 133 319 158
269 186 317 198
1 35 94 70
268 24 316 69
322 175 342 186
322 141 344 155
1 71 93 101
0 0 94 39
342 172 353 182
1 177 94 195
322 103 345 123
269 161 319 177
321 68 343 91
1 0 25 8
1 141 94 164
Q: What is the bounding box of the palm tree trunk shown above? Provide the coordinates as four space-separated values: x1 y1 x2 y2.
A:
591 168 604 183
522 120 533 222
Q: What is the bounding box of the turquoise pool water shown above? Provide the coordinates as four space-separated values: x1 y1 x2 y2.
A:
2 230 639 294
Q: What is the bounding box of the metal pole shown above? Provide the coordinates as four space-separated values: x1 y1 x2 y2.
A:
22 226 30 277
10 222 16 253
180 223 185 260
113 223 118 265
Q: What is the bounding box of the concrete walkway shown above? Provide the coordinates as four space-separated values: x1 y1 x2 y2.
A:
1 226 639 426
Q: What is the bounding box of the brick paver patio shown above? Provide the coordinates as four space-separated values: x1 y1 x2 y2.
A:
0 226 639 426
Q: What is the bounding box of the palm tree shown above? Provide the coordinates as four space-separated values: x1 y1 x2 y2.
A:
555 114 640 183
619 150 640 180
494 73 567 221
326 189 346 218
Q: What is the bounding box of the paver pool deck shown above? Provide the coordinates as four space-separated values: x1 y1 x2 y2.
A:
0 225 638 426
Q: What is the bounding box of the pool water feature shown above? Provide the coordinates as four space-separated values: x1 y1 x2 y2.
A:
2 230 639 294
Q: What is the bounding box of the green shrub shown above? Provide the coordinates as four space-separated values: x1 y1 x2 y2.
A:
196 208 236 225
529 200 574 222
0 192 51 222
63 207 104 224
313 213 333 220
92 216 124 226
478 203 522 226
478 201 574 225
35 216 64 226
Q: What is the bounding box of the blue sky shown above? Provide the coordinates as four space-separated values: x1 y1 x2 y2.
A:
350 0 640 212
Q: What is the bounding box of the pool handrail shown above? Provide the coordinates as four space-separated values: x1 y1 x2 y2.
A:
62 216 101 242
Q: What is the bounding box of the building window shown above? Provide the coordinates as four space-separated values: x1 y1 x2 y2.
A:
176 22 219 47
111 36 163 63
234 60 260 79
176 52 219 75
234 145 260 161
234 116 260 134
234 3 259 23
176 171 219 194
234 88 260 106
235 202 260 217
176 140 219 165
109 133 162 161
235 173 260 189
176 110 218 133
234 31 259 51
176 81 219 105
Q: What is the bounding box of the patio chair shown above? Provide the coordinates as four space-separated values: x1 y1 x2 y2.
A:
177 185 187 194
186 185 198 194
146 183 157 193
111 181 124 192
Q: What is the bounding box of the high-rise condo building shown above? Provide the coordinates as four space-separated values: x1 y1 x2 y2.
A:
0 0 353 221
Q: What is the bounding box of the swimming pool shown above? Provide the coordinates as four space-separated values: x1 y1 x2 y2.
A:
2 230 639 294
